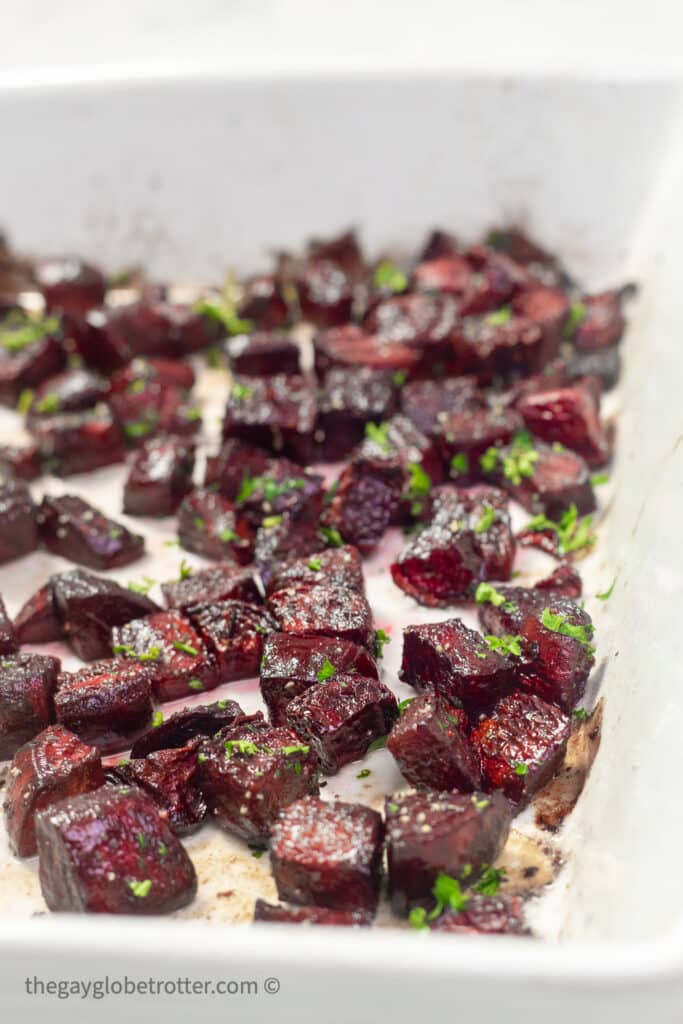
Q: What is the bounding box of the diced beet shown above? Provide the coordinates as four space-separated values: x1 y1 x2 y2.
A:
419 228 460 262
130 699 245 758
431 893 528 935
285 675 398 774
29 403 125 476
268 582 375 652
435 407 523 474
38 494 145 569
517 597 594 711
458 263 515 317
187 600 277 682
197 719 319 843
491 441 596 518
113 740 206 835
0 312 66 406
385 790 512 914
165 303 222 356
511 283 570 350
387 693 481 792
399 377 482 438
573 291 626 350
307 229 365 279
77 300 178 362
0 443 42 480
476 585 543 637
400 618 514 713
35 258 106 317
453 315 546 378
271 797 384 912
36 785 197 913
123 437 196 517
266 544 365 598
108 356 195 395
504 357 570 406
203 438 270 501
51 569 159 662
315 368 397 461
13 583 63 644
314 324 421 378
55 660 154 754
0 654 60 760
222 373 316 464
485 226 561 273
28 367 107 420
109 380 201 447
321 460 401 555
177 488 254 563
3 725 104 857
0 478 38 564
363 293 459 378
224 331 300 376
238 274 290 330
68 308 128 371
568 346 621 391
0 596 17 654
516 384 612 468
162 563 261 611
254 511 325 587
223 456 323 531
297 260 353 327
412 255 473 295
471 692 570 805
254 900 372 927
260 634 379 725
533 564 583 600
112 610 219 702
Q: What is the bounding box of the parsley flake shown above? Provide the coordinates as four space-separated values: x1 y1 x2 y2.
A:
563 299 587 338
307 557 322 572
128 879 152 899
178 559 193 580
596 578 616 601
127 576 156 597
373 260 408 293
364 421 393 452
484 634 523 657
319 526 344 548
474 503 496 534
317 657 336 682
450 452 469 476
375 628 391 658
474 866 507 896
173 640 198 656
541 607 595 651
485 306 511 326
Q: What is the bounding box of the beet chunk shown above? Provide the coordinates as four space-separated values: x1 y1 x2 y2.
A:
568 346 621 391
435 407 523 475
511 283 570 350
385 790 512 915
3 725 104 857
0 478 38 564
476 584 543 637
517 384 612 468
0 311 66 406
35 257 106 317
39 494 145 569
399 377 482 438
321 460 400 555
177 489 254 563
162 563 261 611
431 893 528 935
271 797 384 913
113 741 206 835
198 719 319 843
254 511 325 587
285 675 398 774
297 260 353 327
51 569 159 661
471 692 570 805
387 693 481 793
13 583 63 644
29 403 125 476
187 600 277 682
412 255 472 295
400 618 514 713
218 456 323 531
315 368 397 461
112 610 219 702
0 654 60 760
238 275 290 330
534 564 583 600
518 597 595 711
363 292 459 377
0 442 42 480
28 367 107 418
222 374 317 464
314 324 421 378
54 660 154 754
123 437 196 517
268 582 375 652
109 380 201 447
260 635 378 725
0 596 18 654
109 356 195 394
487 439 596 518
36 785 197 914
452 315 546 377
254 900 372 927
130 699 245 758
204 438 270 502
266 544 365 597
224 330 300 376
573 291 626 350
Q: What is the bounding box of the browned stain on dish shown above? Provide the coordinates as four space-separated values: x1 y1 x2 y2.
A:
496 829 561 895
534 699 603 833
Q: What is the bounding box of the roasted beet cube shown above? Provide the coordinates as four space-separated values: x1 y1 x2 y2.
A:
13 583 63 644
39 494 145 569
28 367 107 418
489 440 596 518
224 330 300 376
476 584 543 637
266 544 365 597
123 437 196 517
254 511 325 587
0 442 42 480
517 384 612 468
30 403 125 476
81 300 179 362
260 634 378 725
411 254 473 294
35 257 106 317
534 564 583 600
297 260 353 327
385 790 512 915
399 377 482 438
3 725 103 857
400 618 514 713
307 228 365 279
109 380 201 447
55 659 154 754
568 346 621 391
517 597 595 711
203 438 270 502
364 293 459 377
387 693 481 792
573 291 626 350
130 698 245 758
419 228 460 262
471 692 570 805
457 263 515 317
321 460 401 555
271 797 384 912
238 274 291 330
112 610 219 702
222 457 323 531
435 407 523 474
0 654 60 760
36 785 197 913
197 719 319 843
177 489 254 563
222 374 316 464
51 568 159 661
109 356 196 395
0 311 66 405
511 283 570 349
268 582 375 652
313 324 421 378
315 368 397 461
162 563 261 611
187 600 277 682
0 596 17 654
285 675 398 774
254 900 372 927
113 741 206 835
453 315 546 377
431 893 528 935
0 478 38 563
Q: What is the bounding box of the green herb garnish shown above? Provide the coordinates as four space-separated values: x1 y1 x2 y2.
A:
450 452 469 476
317 658 336 682
591 473 609 486
219 527 238 542
525 503 595 556
364 421 392 452
127 576 156 597
193 298 252 337
480 446 500 473
356 768 371 779
563 299 587 338
373 261 408 293
572 707 588 721
474 503 495 534
398 697 415 713
124 421 153 439
474 866 507 896
307 557 322 571
231 381 254 402
485 306 511 326
173 640 198 656
128 879 152 899
35 392 60 415
188 678 204 691
484 634 523 657
513 762 529 776
262 515 282 528
367 735 387 753
319 526 344 548
596 578 616 601
0 312 60 354
152 711 164 728
541 607 595 652
16 389 34 415
501 431 539 485
178 559 193 580
224 740 260 757
375 628 391 658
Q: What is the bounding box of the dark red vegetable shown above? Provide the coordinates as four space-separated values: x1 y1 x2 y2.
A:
130 698 245 758
0 654 61 760
38 494 145 569
315 368 397 461
162 563 261 612
0 478 38 564
266 544 365 598
224 330 300 376
187 600 278 682
254 900 372 927
54 659 154 754
35 258 106 317
112 740 206 835
387 693 481 793
222 374 317 465
29 403 125 476
431 893 529 935
268 582 375 652
123 437 196 517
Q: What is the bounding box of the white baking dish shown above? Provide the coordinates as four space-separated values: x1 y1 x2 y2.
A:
0 69 682 1023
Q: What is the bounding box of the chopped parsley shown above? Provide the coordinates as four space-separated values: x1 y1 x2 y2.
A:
152 711 164 728
193 297 252 337
484 634 523 657
188 678 204 691
112 643 161 662
485 306 511 326
525 503 595 556
317 657 336 682
16 389 34 415
513 762 529 775
474 503 496 534
373 260 408 293
409 872 471 930
281 744 310 757
0 312 60 354
251 849 264 859
319 525 344 548
475 582 517 613
236 470 259 504
219 527 238 543
398 697 415 713
262 515 282 529
307 557 322 572
35 392 60 415
541 606 595 652
364 420 393 452
178 559 193 580
127 576 155 597
375 628 391 658
128 879 152 899
473 866 507 896
501 431 539 485
367 735 388 753
124 421 153 439
450 452 469 476
356 768 371 779
563 299 587 338
137 832 148 851
193 516 205 530
183 404 202 422
596 578 616 601
224 739 260 757
173 640 198 656
392 369 408 387
158 842 168 857
231 381 254 402
407 462 432 516
572 707 588 721
480 446 500 473
471 795 490 810
591 473 609 487
205 345 222 368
